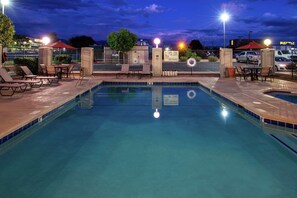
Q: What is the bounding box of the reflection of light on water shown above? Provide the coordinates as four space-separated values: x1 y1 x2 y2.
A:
221 108 228 118
153 109 160 119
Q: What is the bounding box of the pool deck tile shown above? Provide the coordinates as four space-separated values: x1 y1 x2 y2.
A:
0 75 297 139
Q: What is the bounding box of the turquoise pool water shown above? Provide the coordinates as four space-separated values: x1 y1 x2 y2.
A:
0 86 297 198
267 91 297 104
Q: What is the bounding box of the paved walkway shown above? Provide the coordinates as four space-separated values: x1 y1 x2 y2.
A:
0 76 296 139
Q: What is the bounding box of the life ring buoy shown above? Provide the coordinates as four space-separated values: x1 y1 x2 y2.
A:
187 58 197 67
187 90 196 99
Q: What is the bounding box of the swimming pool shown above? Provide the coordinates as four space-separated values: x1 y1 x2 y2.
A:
0 85 297 198
266 91 297 104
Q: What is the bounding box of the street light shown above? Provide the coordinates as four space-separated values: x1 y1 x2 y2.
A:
178 41 186 50
220 12 230 48
1 0 9 15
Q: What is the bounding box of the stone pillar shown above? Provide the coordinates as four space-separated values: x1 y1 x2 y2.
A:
0 44 2 68
152 48 162 77
39 47 53 66
81 47 94 75
219 48 233 78
261 48 275 71
39 47 53 74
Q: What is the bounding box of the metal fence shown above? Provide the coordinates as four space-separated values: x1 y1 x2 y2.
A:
5 48 221 73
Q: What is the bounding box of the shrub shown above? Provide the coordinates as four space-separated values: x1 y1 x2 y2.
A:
54 54 72 64
195 56 202 62
208 56 218 62
14 57 38 75
180 56 188 62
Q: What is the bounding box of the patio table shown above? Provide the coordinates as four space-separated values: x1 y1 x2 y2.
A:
242 65 261 81
53 65 70 79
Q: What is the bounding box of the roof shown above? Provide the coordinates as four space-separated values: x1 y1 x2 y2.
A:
49 40 76 50
236 41 266 50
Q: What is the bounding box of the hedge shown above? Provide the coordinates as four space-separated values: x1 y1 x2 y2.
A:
14 57 39 75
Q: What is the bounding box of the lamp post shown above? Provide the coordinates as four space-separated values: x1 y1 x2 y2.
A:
153 38 161 48
220 12 230 48
1 0 9 15
291 47 295 79
42 37 50 46
264 39 272 48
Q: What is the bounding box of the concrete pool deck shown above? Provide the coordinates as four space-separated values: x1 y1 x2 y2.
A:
0 75 297 139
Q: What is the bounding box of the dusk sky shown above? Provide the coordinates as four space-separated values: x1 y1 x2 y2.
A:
6 0 297 47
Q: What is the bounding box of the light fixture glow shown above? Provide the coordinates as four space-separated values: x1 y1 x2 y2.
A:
42 37 50 46
154 38 161 48
220 12 230 22
1 0 9 15
153 109 160 119
264 39 272 47
178 42 186 50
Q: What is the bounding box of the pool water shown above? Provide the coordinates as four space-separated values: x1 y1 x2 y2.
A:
0 86 297 198
267 91 297 104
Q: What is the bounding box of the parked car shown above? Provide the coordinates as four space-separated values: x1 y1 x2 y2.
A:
274 56 292 71
236 51 260 63
258 56 292 71
275 50 297 62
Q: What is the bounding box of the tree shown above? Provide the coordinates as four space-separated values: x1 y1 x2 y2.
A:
12 34 30 49
107 29 137 63
189 40 204 50
68 35 96 48
47 32 59 43
0 13 15 47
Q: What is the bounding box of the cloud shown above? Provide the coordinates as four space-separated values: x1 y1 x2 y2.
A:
263 12 278 18
144 4 164 13
221 2 247 15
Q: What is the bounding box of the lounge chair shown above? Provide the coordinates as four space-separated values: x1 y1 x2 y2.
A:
116 64 130 78
0 83 27 96
0 68 42 88
138 64 152 79
20 66 59 85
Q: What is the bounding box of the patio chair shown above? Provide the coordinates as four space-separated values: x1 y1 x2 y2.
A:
61 64 75 79
0 68 42 89
40 64 57 77
40 64 47 75
258 66 273 82
46 66 57 77
116 64 130 78
0 83 27 96
20 66 59 85
235 66 250 80
138 64 152 79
